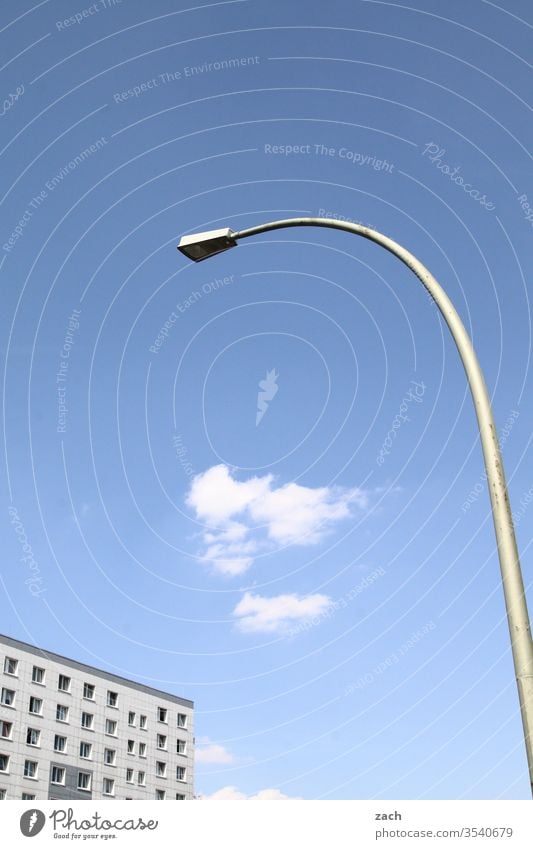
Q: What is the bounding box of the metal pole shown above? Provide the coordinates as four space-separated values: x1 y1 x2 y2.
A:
229 218 533 794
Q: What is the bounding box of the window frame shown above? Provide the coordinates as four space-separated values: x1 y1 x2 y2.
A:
77 771 91 792
105 718 117 736
83 682 95 700
81 712 94 730
32 666 45 685
29 696 43 716
104 748 116 766
103 777 115 796
56 703 69 723
26 728 41 747
58 674 71 693
79 741 92 760
1 688 15 708
0 721 13 740
51 765 66 785
3 657 18 676
23 759 38 780
106 690 118 708
53 735 67 754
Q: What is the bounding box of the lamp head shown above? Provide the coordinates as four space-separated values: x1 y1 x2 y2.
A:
177 228 238 262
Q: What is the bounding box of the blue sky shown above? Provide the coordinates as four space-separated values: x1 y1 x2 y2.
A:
1 0 532 799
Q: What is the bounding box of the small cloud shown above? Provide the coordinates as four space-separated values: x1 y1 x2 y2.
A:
199 785 299 800
196 744 237 765
186 464 367 575
233 591 333 634
202 535 258 577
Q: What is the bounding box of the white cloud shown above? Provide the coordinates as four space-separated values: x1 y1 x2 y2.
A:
233 591 333 634
186 464 367 575
249 481 366 545
187 465 271 524
199 785 299 800
202 538 258 577
196 744 237 765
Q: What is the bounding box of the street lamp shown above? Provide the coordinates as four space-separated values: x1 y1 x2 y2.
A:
178 216 533 795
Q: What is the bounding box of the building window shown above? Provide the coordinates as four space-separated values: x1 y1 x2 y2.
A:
127 740 135 755
177 713 187 728
3 657 18 676
0 789 6 799
79 741 92 760
155 789 166 800
29 696 42 715
32 666 45 684
156 761 167 778
128 711 135 726
54 735 67 753
104 748 116 766
139 715 147 729
157 707 167 723
107 691 118 708
126 768 134 783
83 682 95 700
138 742 146 758
58 674 71 693
0 722 12 740
26 728 40 747
176 766 186 782
56 704 69 723
176 794 185 800
157 734 167 750
51 766 65 785
176 739 186 755
0 755 10 773
78 772 91 791
137 771 145 786
105 719 117 736
103 778 115 796
81 712 94 730
22 793 35 800
1 688 15 707
23 760 38 779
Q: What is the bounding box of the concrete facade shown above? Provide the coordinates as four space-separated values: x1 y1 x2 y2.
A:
0 633 193 800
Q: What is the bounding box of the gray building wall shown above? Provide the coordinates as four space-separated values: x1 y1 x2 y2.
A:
0 633 194 800
48 763 94 800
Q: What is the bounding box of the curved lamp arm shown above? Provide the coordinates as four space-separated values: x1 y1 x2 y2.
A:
178 217 533 795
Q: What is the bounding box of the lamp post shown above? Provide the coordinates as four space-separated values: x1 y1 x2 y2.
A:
178 216 533 795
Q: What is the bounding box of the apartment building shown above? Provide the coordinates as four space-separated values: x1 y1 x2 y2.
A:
0 633 193 800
